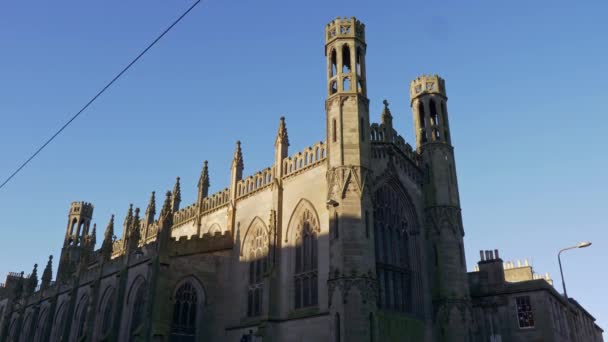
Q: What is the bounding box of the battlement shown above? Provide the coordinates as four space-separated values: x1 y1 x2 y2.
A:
170 230 233 256
369 123 419 163
236 167 273 199
282 141 327 178
200 188 230 213
325 16 365 44
174 202 198 226
70 201 94 217
409 74 446 102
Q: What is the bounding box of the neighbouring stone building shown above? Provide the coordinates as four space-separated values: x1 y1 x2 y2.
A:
469 250 603 342
0 17 603 342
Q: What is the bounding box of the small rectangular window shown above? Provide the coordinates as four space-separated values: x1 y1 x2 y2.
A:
332 119 337 143
516 296 535 328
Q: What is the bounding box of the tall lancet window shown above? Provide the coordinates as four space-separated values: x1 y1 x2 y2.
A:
171 281 199 341
373 184 418 314
294 209 319 309
247 223 268 317
129 279 147 338
75 296 89 340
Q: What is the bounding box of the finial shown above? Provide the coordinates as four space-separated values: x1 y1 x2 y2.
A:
124 204 134 228
101 215 115 261
233 140 244 169
160 190 173 218
171 177 181 212
276 116 289 146
198 161 210 198
146 191 156 222
381 99 393 127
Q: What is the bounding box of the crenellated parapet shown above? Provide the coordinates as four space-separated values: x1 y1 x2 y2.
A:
170 230 233 256
173 202 198 226
369 123 419 163
236 167 274 199
409 74 446 103
282 141 327 178
325 16 365 45
200 188 230 213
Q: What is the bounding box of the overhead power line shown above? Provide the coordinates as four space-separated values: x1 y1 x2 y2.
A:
0 0 201 191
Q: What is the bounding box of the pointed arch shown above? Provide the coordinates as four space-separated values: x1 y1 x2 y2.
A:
240 216 269 257
241 217 270 317
206 223 222 235
286 198 321 310
72 294 89 340
33 307 49 342
51 301 68 342
373 178 421 315
18 312 33 342
285 198 321 243
96 286 116 340
126 275 147 339
170 276 206 341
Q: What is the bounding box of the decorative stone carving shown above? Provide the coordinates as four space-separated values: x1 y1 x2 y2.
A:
327 166 373 200
424 206 464 237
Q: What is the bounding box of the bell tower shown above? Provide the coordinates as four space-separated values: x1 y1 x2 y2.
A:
410 75 472 341
325 17 377 342
57 201 94 281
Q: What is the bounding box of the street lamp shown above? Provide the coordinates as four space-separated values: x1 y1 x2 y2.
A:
558 241 592 299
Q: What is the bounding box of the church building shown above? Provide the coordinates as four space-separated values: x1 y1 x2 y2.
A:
0 17 602 342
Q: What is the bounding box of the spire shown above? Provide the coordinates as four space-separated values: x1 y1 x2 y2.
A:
233 141 244 170
90 223 97 247
198 161 210 199
131 208 141 242
101 215 115 261
172 177 181 212
230 141 244 200
27 263 38 294
157 191 174 253
146 191 156 224
123 204 133 231
275 116 289 146
160 191 173 220
41 255 53 290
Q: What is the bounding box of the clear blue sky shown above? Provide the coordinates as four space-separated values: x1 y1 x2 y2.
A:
1 0 606 332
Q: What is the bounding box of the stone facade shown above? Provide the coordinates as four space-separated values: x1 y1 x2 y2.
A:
0 17 602 342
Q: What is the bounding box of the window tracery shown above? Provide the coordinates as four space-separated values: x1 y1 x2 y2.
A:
374 185 415 313
294 209 319 309
247 224 268 317
129 280 147 337
171 281 199 341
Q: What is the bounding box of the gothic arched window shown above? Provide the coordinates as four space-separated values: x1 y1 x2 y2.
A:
373 185 417 313
74 296 89 340
99 288 115 339
18 313 33 342
247 224 268 317
330 49 337 77
294 209 319 309
342 44 351 73
129 280 147 338
170 281 199 341
33 308 48 342
52 303 68 342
